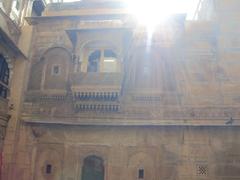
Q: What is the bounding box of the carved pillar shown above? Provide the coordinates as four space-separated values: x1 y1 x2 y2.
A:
77 162 83 180
73 54 81 73
0 53 12 170
40 62 46 91
99 48 104 72
0 113 10 175
0 126 5 151
104 160 108 180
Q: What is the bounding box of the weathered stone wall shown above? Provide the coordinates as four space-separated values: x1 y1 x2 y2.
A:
23 16 240 126
7 1 240 180
21 126 240 180
27 19 126 94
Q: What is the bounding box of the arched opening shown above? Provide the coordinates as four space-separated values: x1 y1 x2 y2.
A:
87 50 101 72
81 155 104 180
83 40 120 73
0 55 9 99
87 49 119 73
103 49 118 73
32 0 45 17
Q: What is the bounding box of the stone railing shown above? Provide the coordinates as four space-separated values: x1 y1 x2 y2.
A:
74 102 120 112
22 102 43 115
71 72 123 112
71 72 123 91
25 91 68 103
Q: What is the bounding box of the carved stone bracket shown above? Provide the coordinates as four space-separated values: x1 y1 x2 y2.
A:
31 126 47 138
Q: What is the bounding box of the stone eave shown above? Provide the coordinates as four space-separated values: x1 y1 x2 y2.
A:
0 8 26 58
66 27 131 46
66 27 131 32
46 1 127 10
25 13 128 25
22 116 240 127
0 28 26 59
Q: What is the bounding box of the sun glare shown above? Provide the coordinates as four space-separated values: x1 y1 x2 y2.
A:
127 0 170 29
126 0 198 31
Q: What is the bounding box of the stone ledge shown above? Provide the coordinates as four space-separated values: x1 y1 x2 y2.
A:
22 116 240 127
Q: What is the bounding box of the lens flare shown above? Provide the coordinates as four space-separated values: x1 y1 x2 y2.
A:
126 0 198 32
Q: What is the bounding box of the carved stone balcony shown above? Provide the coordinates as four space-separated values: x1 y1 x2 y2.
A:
74 102 120 112
71 72 123 93
71 72 123 112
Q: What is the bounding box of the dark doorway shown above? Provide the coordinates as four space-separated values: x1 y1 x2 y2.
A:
81 156 104 180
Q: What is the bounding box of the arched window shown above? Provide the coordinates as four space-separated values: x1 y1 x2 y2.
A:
87 49 118 73
82 156 104 180
83 41 120 73
0 55 9 99
103 49 118 73
32 0 45 17
87 50 101 72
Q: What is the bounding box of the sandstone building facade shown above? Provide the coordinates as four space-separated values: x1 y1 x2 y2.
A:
1 0 240 180
0 0 44 178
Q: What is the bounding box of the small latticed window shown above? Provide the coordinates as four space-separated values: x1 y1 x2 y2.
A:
196 164 208 176
52 65 61 75
138 169 144 179
46 164 52 174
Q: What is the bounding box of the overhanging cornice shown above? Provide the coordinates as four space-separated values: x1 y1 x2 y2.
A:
0 8 26 58
25 14 129 25
0 28 26 58
66 27 132 46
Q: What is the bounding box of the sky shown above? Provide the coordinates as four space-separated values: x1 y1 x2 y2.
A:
126 0 200 20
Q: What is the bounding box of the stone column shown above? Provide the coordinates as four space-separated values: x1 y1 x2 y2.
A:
2 57 29 180
62 145 80 180
99 48 104 72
